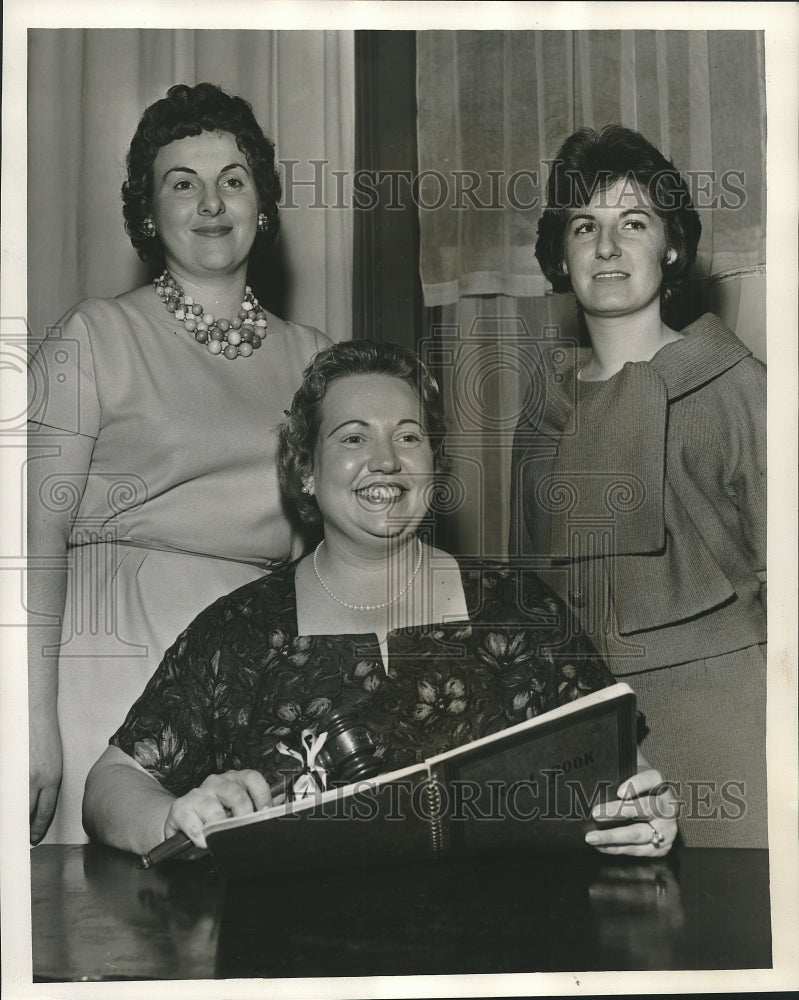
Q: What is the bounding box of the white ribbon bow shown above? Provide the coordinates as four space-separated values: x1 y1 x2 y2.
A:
276 728 329 800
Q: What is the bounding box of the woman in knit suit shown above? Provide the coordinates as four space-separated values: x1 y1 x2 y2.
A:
509 125 766 848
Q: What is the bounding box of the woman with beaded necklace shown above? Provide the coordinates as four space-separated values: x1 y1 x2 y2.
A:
27 83 330 845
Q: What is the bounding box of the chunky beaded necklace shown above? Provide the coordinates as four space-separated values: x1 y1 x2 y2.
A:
313 538 424 612
153 270 268 360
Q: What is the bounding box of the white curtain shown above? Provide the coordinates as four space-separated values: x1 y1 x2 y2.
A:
416 30 766 558
27 29 355 344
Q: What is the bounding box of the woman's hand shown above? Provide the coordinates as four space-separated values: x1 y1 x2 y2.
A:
164 770 274 850
29 708 62 844
28 427 94 844
584 766 678 857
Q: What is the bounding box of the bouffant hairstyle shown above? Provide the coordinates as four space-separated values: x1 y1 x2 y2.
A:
535 124 701 305
278 341 448 525
122 83 281 264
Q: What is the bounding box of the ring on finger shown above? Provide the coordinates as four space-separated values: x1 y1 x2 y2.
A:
647 821 666 847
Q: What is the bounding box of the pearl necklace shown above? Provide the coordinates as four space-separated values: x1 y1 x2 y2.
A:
313 538 424 612
153 270 268 360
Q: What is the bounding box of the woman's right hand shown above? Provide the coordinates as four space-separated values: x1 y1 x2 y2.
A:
27 426 95 844
164 770 274 849
29 709 63 844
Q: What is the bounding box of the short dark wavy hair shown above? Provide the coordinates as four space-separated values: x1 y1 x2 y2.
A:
278 341 448 525
536 125 701 305
122 83 281 265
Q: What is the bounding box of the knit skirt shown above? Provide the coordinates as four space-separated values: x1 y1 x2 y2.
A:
611 644 768 849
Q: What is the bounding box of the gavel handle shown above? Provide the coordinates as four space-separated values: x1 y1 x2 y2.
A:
136 775 291 869
137 831 193 869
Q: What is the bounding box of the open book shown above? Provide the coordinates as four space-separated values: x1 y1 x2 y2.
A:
204 682 637 879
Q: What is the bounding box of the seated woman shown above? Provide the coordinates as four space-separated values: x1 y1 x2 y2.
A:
83 341 676 858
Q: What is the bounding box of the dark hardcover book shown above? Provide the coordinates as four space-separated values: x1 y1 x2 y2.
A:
204 682 637 879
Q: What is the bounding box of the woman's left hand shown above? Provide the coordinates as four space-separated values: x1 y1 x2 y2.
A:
584 767 678 857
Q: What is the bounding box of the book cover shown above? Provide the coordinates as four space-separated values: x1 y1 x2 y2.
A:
204 682 637 879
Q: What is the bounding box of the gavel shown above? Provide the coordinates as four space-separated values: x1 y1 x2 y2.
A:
312 708 383 785
138 708 382 868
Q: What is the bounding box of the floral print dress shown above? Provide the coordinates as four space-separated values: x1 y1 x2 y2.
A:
111 560 613 796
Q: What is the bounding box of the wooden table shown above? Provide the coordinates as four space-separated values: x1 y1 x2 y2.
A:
31 844 771 981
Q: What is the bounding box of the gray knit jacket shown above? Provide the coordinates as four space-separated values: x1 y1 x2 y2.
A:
509 313 766 670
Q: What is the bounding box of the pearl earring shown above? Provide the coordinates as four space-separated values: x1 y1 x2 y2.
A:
141 217 155 238
301 479 314 495
257 212 269 233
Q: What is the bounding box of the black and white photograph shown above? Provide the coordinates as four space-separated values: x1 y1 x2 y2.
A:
2 1 797 997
